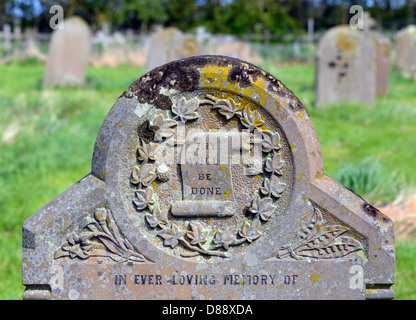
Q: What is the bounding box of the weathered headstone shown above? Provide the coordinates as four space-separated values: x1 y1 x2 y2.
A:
23 56 395 300
145 27 201 72
372 33 392 96
43 16 92 87
397 25 416 80
316 25 376 107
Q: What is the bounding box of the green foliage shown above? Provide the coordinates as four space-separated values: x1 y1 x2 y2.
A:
332 158 402 206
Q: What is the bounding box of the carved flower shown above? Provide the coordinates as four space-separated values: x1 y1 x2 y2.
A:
146 205 168 228
240 104 263 131
186 222 208 247
238 218 262 243
212 98 241 120
260 176 286 199
264 156 285 176
213 229 235 250
153 114 177 141
131 164 156 187
261 131 281 153
137 139 159 163
158 223 182 248
62 232 93 259
133 187 155 211
249 195 277 221
172 97 200 122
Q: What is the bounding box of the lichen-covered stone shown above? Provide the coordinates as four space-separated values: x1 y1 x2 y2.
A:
23 55 395 300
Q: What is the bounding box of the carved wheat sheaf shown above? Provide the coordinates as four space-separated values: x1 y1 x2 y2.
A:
275 206 364 260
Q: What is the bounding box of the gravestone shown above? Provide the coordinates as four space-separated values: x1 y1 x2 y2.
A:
43 16 92 87
23 55 395 300
145 27 201 73
373 32 392 96
316 25 376 107
397 25 416 80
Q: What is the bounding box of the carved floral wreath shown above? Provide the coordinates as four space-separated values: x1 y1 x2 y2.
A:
130 94 288 258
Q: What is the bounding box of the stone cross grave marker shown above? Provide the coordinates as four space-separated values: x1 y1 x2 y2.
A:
23 56 395 300
43 16 92 87
316 25 376 107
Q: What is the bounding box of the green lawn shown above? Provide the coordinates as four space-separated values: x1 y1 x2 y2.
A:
0 60 415 299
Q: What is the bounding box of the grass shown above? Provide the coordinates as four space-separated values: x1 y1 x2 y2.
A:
0 60 415 299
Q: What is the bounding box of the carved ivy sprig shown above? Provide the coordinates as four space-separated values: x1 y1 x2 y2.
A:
55 208 153 263
275 207 363 260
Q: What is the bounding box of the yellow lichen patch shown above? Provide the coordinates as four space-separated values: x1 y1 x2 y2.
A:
152 181 158 189
290 144 296 150
221 165 227 171
100 142 104 147
316 172 324 179
255 175 262 180
223 192 229 198
114 122 119 127
298 112 304 118
336 32 357 53
102 172 106 177
310 273 319 283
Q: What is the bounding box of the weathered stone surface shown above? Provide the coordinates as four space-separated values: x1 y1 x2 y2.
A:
43 16 92 87
397 25 416 80
23 55 395 300
316 25 376 106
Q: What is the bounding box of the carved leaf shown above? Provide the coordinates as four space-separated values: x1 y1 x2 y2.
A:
131 164 156 187
213 229 235 250
158 223 182 248
137 139 159 163
240 104 263 131
249 196 276 221
264 155 285 176
186 222 208 246
146 205 168 228
261 131 281 153
212 98 241 120
239 217 262 242
133 187 155 211
260 176 286 198
153 114 177 141
172 97 200 122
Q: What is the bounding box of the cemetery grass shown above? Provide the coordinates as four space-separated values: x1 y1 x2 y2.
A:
0 61 415 299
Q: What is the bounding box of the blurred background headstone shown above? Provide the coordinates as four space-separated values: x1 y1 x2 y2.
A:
315 25 376 107
397 25 416 81
43 16 92 87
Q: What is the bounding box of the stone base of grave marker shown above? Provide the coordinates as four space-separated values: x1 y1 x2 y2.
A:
23 55 395 300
